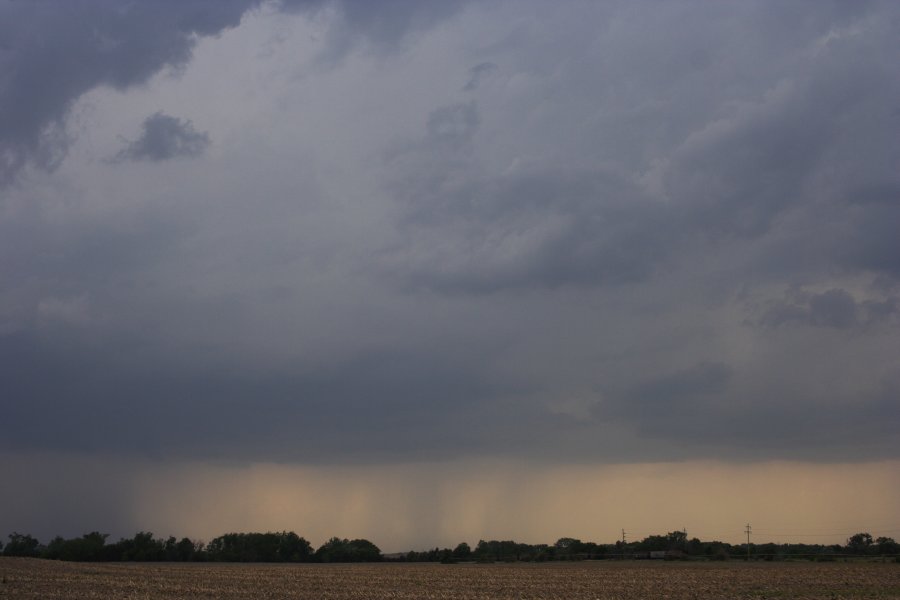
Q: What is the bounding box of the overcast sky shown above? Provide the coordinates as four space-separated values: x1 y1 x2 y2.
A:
1 0 898 549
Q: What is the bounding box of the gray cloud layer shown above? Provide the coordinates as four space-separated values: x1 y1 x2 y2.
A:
0 0 253 183
1 0 898 465
0 0 461 183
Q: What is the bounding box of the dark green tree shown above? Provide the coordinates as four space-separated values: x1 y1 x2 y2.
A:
277 531 313 562
846 532 873 554
117 531 165 561
452 542 471 559
875 536 898 555
175 537 198 561
55 532 109 561
666 531 687 551
314 537 381 562
635 534 668 552
554 538 586 560
206 532 312 562
3 532 40 557
686 537 703 556
163 536 179 561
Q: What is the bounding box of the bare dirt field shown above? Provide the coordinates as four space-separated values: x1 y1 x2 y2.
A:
1 557 898 599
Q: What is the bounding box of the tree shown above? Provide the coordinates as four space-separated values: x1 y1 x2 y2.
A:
635 534 667 552
276 531 313 562
117 531 164 561
44 536 66 560
875 537 899 555
687 537 703 556
474 539 496 561
175 537 198 561
164 536 179 561
452 542 471 559
314 537 381 562
206 532 312 562
554 538 585 559
666 531 687 551
53 532 110 561
3 532 40 557
846 532 873 554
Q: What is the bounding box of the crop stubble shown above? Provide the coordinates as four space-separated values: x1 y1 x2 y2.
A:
1 558 899 599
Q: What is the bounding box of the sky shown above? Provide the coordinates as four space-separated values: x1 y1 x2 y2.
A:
1 0 898 552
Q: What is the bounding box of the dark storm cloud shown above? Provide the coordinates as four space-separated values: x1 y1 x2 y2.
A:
593 360 899 461
378 0 900 294
0 0 254 184
0 453 140 542
0 0 464 184
628 363 732 412
5 313 896 462
382 139 680 293
114 112 210 162
0 328 543 462
596 362 734 437
1 0 898 467
382 100 679 292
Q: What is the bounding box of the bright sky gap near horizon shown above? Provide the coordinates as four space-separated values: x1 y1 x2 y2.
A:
0 0 898 552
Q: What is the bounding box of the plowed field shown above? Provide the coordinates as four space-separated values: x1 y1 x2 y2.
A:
2 557 898 599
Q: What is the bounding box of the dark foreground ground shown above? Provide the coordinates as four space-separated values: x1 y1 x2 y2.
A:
1 557 898 599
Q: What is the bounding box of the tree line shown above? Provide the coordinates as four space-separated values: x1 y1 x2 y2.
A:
401 531 899 563
2 530 897 563
0 531 380 563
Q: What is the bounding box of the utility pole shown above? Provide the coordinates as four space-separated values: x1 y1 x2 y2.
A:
621 529 627 559
745 524 752 561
